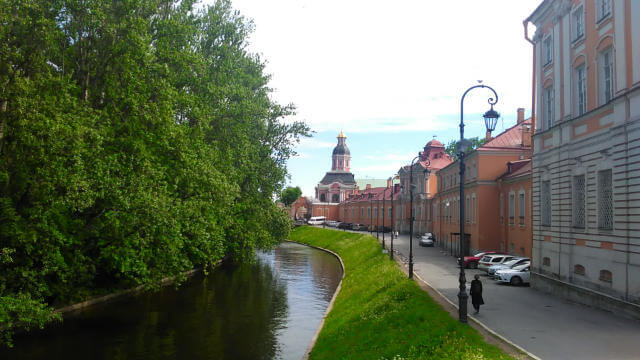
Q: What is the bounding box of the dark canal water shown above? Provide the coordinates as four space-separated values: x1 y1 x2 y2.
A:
2 241 342 360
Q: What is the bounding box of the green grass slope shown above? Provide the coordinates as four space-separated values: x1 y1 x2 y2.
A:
289 226 511 360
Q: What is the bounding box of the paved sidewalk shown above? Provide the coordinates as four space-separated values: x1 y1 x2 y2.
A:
380 232 640 360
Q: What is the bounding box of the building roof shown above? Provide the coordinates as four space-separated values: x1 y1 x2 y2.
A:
500 159 532 180
479 118 532 151
345 186 399 203
320 171 356 185
332 143 350 155
425 139 444 147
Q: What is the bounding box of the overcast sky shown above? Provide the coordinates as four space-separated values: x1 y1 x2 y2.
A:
217 0 540 197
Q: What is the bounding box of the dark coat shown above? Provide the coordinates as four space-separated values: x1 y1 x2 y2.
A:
470 279 484 306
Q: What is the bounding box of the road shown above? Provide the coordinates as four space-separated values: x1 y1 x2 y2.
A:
383 232 640 360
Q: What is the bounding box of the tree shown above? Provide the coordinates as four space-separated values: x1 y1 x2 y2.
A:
444 137 487 158
280 186 302 207
0 0 309 346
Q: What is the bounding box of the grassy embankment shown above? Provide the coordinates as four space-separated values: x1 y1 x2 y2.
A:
289 226 512 360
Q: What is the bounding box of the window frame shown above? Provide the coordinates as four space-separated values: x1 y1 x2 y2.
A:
509 191 516 224
575 65 587 116
543 35 553 66
597 0 612 23
572 174 586 228
572 5 585 42
544 85 554 129
518 190 526 226
597 169 613 230
541 181 552 226
599 48 613 105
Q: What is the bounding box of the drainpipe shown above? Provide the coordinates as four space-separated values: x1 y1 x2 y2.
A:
523 20 536 133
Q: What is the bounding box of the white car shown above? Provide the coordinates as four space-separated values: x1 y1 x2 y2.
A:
496 263 531 286
419 234 434 247
478 254 516 272
487 257 530 278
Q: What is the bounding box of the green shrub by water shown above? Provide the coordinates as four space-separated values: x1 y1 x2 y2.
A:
289 227 512 360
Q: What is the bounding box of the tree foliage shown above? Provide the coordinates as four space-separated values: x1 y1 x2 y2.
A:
280 186 302 207
0 0 309 346
444 137 486 158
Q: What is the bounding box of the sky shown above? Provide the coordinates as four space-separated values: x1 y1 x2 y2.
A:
214 0 541 197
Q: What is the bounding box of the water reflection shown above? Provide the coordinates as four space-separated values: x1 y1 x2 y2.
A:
1 241 342 360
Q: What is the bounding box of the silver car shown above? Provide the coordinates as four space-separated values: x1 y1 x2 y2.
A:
478 254 516 272
488 257 530 278
496 263 531 285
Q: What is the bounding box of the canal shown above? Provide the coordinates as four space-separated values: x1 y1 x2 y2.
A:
2 241 343 360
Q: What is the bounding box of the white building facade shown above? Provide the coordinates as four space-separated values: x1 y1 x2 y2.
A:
526 0 640 317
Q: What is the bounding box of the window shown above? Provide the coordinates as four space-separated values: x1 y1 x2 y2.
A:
500 194 504 224
543 257 551 266
472 164 477 178
574 264 585 275
575 66 586 116
465 196 470 223
332 194 339 203
599 269 612 282
509 192 515 224
544 86 554 129
572 6 584 41
518 190 526 225
541 181 551 226
597 0 611 22
320 193 326 202
572 175 586 228
600 49 613 104
543 35 553 65
367 207 371 218
388 207 392 219
472 194 477 224
373 206 377 218
360 207 364 217
598 169 613 230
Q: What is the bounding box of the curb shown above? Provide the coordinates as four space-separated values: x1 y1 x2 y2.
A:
285 240 345 360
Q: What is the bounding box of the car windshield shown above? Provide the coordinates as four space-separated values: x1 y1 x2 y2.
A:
503 259 522 267
480 256 490 262
512 263 530 271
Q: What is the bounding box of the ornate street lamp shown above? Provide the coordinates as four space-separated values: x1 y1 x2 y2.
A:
456 83 499 323
390 174 398 260
382 181 387 251
408 156 431 279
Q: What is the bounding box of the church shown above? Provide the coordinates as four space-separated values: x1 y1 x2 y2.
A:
311 132 357 219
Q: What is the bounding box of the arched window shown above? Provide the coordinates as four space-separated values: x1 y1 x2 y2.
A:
599 269 612 283
320 194 326 202
332 194 339 203
574 264 585 275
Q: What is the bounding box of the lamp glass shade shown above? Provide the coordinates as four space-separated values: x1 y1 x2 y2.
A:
483 107 499 132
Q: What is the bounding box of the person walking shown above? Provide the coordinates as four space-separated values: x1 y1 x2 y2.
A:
470 274 484 314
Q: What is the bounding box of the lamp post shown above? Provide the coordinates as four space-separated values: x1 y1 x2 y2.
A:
390 175 397 260
408 156 431 279
382 181 388 251
456 83 499 323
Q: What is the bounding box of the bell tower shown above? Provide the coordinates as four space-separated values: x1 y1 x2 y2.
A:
332 131 350 172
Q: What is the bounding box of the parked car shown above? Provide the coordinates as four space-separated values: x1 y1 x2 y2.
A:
478 254 516 272
419 236 434 247
326 220 339 227
488 258 530 278
351 223 368 231
462 251 498 269
337 222 351 229
496 263 531 285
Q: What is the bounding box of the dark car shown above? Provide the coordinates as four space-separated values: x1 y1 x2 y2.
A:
337 222 351 229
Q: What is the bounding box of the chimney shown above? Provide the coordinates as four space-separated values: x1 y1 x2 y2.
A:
522 124 532 147
387 178 392 188
517 108 525 124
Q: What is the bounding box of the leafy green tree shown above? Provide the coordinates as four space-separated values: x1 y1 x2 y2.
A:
280 186 302 207
0 0 309 346
444 137 486 158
